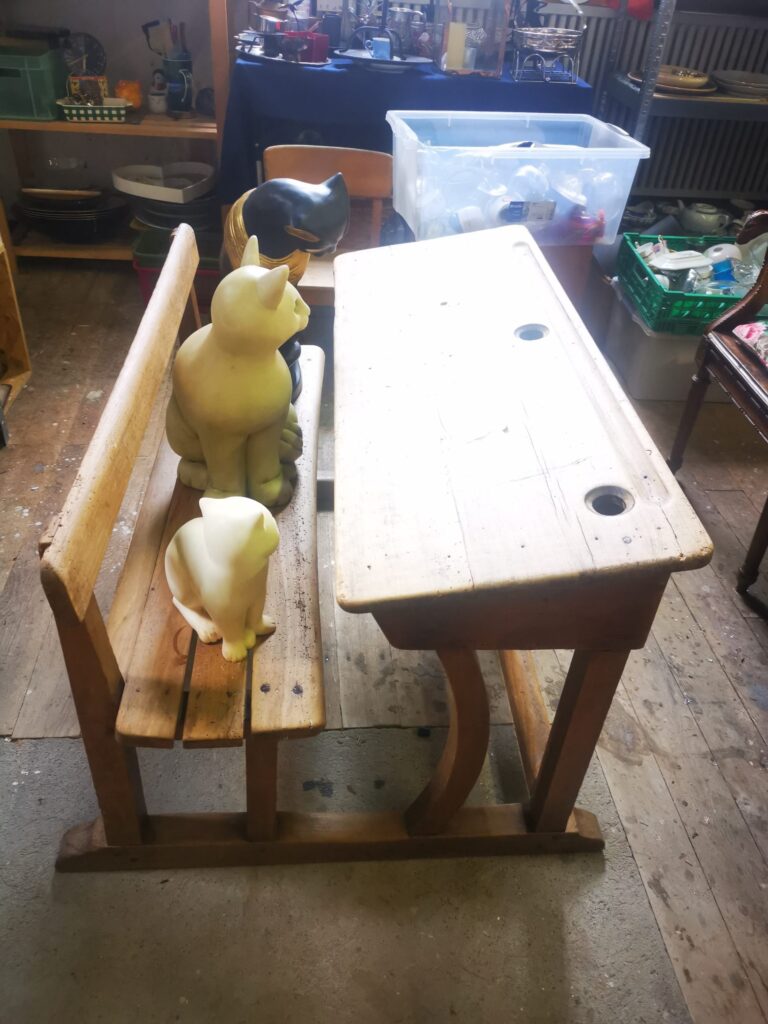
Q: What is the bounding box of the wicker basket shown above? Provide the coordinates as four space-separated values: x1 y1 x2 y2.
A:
510 0 585 81
57 97 129 123
510 25 583 54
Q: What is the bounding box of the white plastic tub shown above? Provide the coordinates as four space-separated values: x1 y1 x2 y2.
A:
605 282 728 402
386 110 650 245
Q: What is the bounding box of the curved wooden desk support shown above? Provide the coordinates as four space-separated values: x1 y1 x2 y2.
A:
404 649 490 836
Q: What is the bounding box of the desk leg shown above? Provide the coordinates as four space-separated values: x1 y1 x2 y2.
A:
404 648 490 837
528 649 630 834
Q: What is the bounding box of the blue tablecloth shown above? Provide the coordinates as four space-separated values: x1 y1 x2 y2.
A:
219 56 593 201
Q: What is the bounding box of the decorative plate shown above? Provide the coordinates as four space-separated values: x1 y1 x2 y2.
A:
656 64 710 89
628 71 717 94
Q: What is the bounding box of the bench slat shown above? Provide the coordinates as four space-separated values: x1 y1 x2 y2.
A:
116 345 325 748
251 346 326 738
182 641 247 748
116 483 199 748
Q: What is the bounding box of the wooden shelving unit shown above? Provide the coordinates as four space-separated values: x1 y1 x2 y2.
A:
606 73 768 124
0 238 32 440
13 227 135 262
0 113 218 139
1 0 232 266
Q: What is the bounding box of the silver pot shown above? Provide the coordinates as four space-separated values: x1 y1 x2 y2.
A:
385 6 426 53
249 2 319 33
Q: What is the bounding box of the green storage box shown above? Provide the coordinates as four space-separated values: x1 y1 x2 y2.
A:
132 229 221 270
617 231 767 336
0 39 67 120
133 229 222 310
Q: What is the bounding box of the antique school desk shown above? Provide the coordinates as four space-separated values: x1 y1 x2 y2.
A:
333 225 712 852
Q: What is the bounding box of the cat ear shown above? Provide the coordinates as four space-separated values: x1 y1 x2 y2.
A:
256 264 289 309
199 497 216 518
325 172 348 198
242 235 261 267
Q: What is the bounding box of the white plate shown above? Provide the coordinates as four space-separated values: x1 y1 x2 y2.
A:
111 162 215 203
711 69 768 89
649 250 713 271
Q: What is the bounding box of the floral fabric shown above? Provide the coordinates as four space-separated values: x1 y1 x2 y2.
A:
734 322 768 367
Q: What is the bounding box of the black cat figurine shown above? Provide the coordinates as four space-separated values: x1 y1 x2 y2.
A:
222 173 350 399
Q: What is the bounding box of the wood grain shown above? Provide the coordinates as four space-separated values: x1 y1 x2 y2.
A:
498 650 551 792
334 227 712 617
404 648 491 836
182 638 247 747
49 597 146 846
0 239 31 409
108 438 179 676
250 347 326 738
317 511 343 729
40 224 199 621
56 805 604 871
263 146 392 198
245 734 279 840
115 482 198 748
538 648 767 1024
529 649 630 833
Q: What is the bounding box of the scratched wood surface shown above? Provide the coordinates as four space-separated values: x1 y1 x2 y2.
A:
333 228 712 615
2 263 768 1024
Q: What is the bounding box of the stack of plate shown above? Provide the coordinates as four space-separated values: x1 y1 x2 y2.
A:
15 189 129 244
711 70 768 99
628 65 716 95
130 192 221 233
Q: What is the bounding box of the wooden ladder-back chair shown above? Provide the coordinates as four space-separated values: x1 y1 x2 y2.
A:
263 144 393 250
39 223 327 868
669 211 768 597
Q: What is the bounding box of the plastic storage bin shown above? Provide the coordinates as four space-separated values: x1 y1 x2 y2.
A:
133 230 222 310
0 40 67 120
605 282 727 402
617 231 768 335
386 110 649 245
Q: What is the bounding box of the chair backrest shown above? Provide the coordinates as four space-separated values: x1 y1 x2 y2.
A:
263 145 393 249
40 224 200 625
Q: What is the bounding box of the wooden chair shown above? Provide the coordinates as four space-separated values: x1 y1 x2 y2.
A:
668 211 768 595
263 144 393 249
263 146 393 306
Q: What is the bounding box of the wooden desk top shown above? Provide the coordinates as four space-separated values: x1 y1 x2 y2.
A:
333 227 712 615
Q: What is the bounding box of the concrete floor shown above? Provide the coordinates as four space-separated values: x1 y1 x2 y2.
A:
1 725 689 1024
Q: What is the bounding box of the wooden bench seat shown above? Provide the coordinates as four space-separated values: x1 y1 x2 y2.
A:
114 347 325 749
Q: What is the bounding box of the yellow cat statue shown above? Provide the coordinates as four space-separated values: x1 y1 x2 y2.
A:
166 235 308 506
165 496 280 663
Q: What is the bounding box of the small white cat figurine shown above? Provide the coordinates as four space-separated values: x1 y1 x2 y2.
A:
165 496 280 663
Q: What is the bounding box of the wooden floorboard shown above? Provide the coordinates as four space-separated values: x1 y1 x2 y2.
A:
3 264 768 1024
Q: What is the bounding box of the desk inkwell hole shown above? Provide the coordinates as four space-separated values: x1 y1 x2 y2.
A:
514 323 549 341
585 486 635 517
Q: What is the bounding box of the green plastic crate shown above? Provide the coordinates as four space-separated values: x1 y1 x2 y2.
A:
617 231 765 336
133 229 221 270
0 40 67 120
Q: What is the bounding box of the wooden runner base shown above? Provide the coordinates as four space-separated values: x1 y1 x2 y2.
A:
57 805 604 871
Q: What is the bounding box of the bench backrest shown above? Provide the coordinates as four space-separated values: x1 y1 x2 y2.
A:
40 224 200 626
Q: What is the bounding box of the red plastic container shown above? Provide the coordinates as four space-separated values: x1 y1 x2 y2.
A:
283 31 329 62
133 261 221 311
